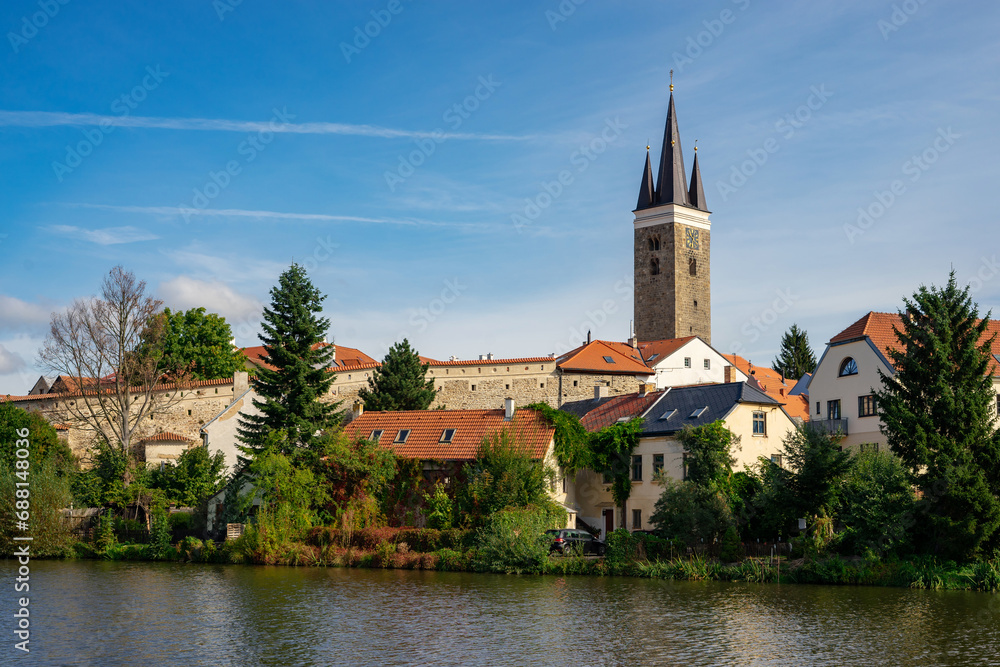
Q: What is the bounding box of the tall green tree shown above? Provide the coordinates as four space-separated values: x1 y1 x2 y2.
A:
589 418 644 529
456 430 556 527
772 324 817 379
677 421 738 491
875 272 1000 560
156 307 246 380
238 264 340 456
357 339 437 411
0 404 73 471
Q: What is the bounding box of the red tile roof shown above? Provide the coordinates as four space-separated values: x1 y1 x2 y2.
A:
557 340 653 376
139 432 192 443
829 311 1000 375
2 376 234 404
723 354 809 421
637 336 698 364
344 407 554 460
427 356 554 367
578 392 662 431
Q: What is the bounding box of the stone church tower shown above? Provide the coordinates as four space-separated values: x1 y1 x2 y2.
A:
633 84 711 344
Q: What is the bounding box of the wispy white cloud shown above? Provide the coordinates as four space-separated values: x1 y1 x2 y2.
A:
0 296 52 332
0 110 534 142
62 203 504 232
157 276 263 324
49 225 159 245
0 344 26 375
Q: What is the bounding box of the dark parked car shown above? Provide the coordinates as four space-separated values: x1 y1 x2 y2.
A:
546 529 606 556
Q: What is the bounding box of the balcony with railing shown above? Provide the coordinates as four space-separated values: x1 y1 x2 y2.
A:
807 418 849 436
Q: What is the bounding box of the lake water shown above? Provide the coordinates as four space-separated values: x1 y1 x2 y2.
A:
5 560 1000 666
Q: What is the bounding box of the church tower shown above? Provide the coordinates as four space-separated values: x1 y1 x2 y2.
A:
633 82 711 344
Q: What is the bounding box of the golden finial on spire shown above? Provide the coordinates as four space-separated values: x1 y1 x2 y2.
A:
646 138 650 151
669 69 674 92
694 139 698 152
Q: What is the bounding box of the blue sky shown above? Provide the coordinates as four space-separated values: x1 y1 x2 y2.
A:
1 0 998 394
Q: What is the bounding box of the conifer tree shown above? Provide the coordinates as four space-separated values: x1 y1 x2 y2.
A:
772 324 817 379
357 339 437 411
875 272 1000 560
238 264 339 456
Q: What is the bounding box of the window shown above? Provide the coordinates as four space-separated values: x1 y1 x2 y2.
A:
651 257 660 275
827 400 841 420
658 409 677 421
684 357 691 368
839 357 858 376
647 353 659 362
572 380 578 387
653 454 664 476
369 430 384 441
603 356 615 364
753 411 766 435
471 384 476 391
771 454 783 467
858 394 877 417
631 455 642 481
632 509 642 530
703 358 710 370
394 430 410 443
648 238 654 251
439 429 456 443
816 401 821 415
689 257 697 276
689 406 707 418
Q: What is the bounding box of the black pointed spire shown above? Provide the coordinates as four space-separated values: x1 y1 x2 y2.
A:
688 144 708 211
654 91 690 207
635 147 654 210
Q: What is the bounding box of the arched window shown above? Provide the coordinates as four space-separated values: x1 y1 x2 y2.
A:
839 357 858 376
689 257 697 276
654 236 660 250
648 238 654 251
651 257 660 275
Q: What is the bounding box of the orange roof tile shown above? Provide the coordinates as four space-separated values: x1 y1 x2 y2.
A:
578 392 662 431
637 336 698 364
427 356 554 367
557 340 652 376
829 311 1000 375
723 353 809 421
3 376 235 404
344 408 554 460
139 432 192 443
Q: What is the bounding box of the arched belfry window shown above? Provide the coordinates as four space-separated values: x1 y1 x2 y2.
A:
651 257 660 276
839 357 858 377
689 257 697 276
654 236 660 251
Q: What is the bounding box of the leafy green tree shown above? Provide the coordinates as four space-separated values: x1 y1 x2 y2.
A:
0 404 73 471
456 430 556 527
238 263 340 456
650 480 732 547
588 418 644 529
156 307 246 380
149 445 227 507
677 421 738 491
839 450 915 557
875 272 1000 560
0 459 75 557
240 443 317 536
310 431 397 526
772 323 817 379
358 339 437 411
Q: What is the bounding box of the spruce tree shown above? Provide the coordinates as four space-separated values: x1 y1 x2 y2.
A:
238 264 339 456
772 324 817 379
875 272 1000 560
358 339 437 411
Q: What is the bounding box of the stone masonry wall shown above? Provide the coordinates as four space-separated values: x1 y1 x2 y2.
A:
634 223 677 343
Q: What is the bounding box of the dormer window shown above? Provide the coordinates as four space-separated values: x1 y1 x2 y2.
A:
690 406 708 418
369 430 383 441
839 357 858 377
394 429 410 443
439 429 456 443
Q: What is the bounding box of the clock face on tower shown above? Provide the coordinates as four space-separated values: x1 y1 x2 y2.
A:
684 228 700 250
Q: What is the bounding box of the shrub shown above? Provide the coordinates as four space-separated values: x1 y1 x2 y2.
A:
471 506 560 574
650 480 732 547
436 548 468 571
604 529 639 575
719 525 742 563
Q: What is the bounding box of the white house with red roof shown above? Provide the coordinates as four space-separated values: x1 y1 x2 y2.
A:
637 336 747 389
809 311 1000 450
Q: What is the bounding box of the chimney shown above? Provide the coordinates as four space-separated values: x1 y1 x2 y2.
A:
352 400 364 420
479 354 486 361
233 371 248 395
779 388 785 396
723 366 734 383
487 353 494 361
638 382 655 397
594 385 609 401
628 320 638 349
587 330 592 344
504 397 515 421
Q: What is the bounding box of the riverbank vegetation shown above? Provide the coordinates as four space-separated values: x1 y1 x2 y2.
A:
5 269 1000 594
